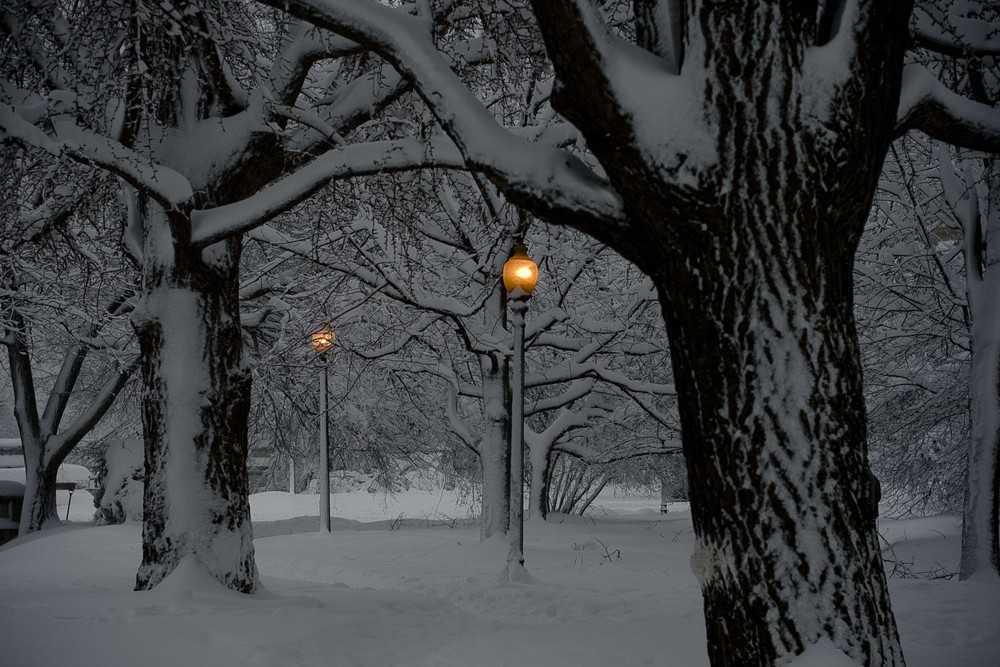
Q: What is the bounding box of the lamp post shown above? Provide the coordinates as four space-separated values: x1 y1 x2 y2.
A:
311 323 335 533
502 243 538 577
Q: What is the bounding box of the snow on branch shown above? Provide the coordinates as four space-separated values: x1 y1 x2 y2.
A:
554 438 681 464
43 355 140 468
528 405 603 452
896 64 1000 152
527 378 596 418
267 19 363 108
911 2 1000 57
257 0 628 235
353 314 442 359
190 138 464 246
0 3 78 92
528 359 675 396
39 338 92 438
49 119 194 208
0 102 61 155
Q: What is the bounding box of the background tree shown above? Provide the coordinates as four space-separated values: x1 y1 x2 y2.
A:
0 152 138 534
0 0 466 592
856 137 970 519
266 170 678 539
938 148 999 580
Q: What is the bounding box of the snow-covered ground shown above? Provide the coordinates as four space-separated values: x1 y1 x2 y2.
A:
0 488 996 666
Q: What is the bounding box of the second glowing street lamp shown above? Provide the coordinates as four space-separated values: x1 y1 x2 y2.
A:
311 323 335 533
503 243 538 576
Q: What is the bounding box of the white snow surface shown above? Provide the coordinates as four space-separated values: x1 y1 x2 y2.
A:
0 489 996 666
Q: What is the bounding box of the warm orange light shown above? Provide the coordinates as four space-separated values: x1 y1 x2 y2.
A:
311 324 335 354
503 244 538 295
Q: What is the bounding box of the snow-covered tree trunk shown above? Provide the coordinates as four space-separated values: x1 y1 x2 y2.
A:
520 3 910 661
5 306 135 534
478 359 510 541
528 442 551 520
661 247 898 663
959 158 1000 580
963 291 1000 579
6 332 56 533
18 450 57 533
133 205 256 593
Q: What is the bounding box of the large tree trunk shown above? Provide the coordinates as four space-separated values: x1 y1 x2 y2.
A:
961 160 1000 580
659 16 903 660
659 241 900 664
132 207 257 593
962 303 1000 579
527 3 910 661
18 453 58 534
7 324 58 534
478 360 510 541
652 18 904 657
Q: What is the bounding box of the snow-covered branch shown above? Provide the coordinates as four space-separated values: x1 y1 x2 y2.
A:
39 338 90 438
527 359 675 396
44 355 140 468
554 438 681 464
257 0 629 241
49 119 193 207
353 314 442 359
911 3 1000 57
190 138 464 246
267 19 363 109
896 64 1000 152
527 378 595 418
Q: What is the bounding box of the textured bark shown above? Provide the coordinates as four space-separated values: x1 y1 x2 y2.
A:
478 360 511 541
7 335 51 533
960 159 1000 580
527 1 911 663
528 445 552 520
961 305 1000 579
133 205 256 593
660 250 898 664
19 461 58 533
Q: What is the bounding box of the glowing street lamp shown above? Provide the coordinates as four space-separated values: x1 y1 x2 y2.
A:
311 323 334 533
503 243 539 296
311 324 335 355
503 243 537 579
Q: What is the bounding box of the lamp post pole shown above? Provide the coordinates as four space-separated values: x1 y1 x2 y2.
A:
508 293 528 573
318 357 330 533
311 324 335 534
502 242 537 581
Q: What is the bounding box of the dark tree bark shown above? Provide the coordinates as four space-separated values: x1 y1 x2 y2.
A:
523 1 912 664
477 357 511 540
959 157 1000 580
132 205 256 592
